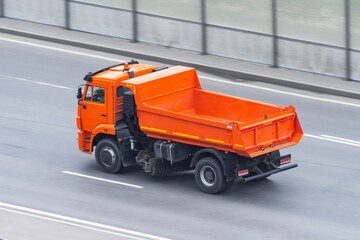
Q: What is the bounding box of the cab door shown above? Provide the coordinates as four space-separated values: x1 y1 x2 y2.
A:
80 85 107 133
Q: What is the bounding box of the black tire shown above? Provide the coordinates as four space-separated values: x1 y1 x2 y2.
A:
195 157 226 194
95 138 123 173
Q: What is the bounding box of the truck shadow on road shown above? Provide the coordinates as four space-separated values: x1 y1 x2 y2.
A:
142 171 286 201
81 161 289 205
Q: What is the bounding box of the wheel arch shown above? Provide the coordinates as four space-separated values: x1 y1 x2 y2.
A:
92 133 117 148
191 148 235 176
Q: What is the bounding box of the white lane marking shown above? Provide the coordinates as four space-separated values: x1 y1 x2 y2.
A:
199 75 360 108
62 171 144 189
0 202 171 240
304 134 360 147
0 36 125 62
0 208 147 240
321 135 360 145
0 74 74 90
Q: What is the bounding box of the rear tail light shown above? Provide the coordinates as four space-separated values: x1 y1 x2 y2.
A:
280 157 291 165
238 169 249 177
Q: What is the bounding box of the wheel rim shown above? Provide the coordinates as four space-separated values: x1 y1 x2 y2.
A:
200 166 216 187
100 146 116 167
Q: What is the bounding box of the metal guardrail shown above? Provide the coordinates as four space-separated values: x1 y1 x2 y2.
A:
345 0 351 80
272 0 278 68
0 0 4 18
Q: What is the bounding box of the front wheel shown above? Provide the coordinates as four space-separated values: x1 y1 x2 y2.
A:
95 138 123 173
195 157 226 194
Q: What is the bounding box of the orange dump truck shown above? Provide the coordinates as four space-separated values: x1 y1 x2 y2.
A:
76 61 303 193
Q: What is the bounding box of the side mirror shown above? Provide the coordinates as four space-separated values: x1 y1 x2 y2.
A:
77 87 83 99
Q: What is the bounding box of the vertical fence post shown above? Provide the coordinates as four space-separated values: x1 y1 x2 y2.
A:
132 0 138 42
0 0 4 18
272 0 278 68
201 0 207 54
345 0 351 80
65 0 70 29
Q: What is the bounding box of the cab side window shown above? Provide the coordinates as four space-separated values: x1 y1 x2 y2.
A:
84 86 105 104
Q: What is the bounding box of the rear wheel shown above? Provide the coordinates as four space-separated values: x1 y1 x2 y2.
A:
95 138 122 173
195 157 226 194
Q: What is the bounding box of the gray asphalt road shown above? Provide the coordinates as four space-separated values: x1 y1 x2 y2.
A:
1 33 360 240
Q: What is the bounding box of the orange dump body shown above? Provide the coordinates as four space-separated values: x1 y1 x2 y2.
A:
122 66 303 158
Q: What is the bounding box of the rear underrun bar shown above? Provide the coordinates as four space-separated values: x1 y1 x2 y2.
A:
242 163 298 183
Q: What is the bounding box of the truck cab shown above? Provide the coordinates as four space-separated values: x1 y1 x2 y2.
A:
76 61 159 154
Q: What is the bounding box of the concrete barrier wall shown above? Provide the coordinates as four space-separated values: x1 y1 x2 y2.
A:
278 39 346 78
4 0 65 27
207 27 272 65
137 14 201 52
351 51 360 81
69 2 132 39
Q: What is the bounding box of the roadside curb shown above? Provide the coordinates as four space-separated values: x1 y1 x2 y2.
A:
1 26 360 100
